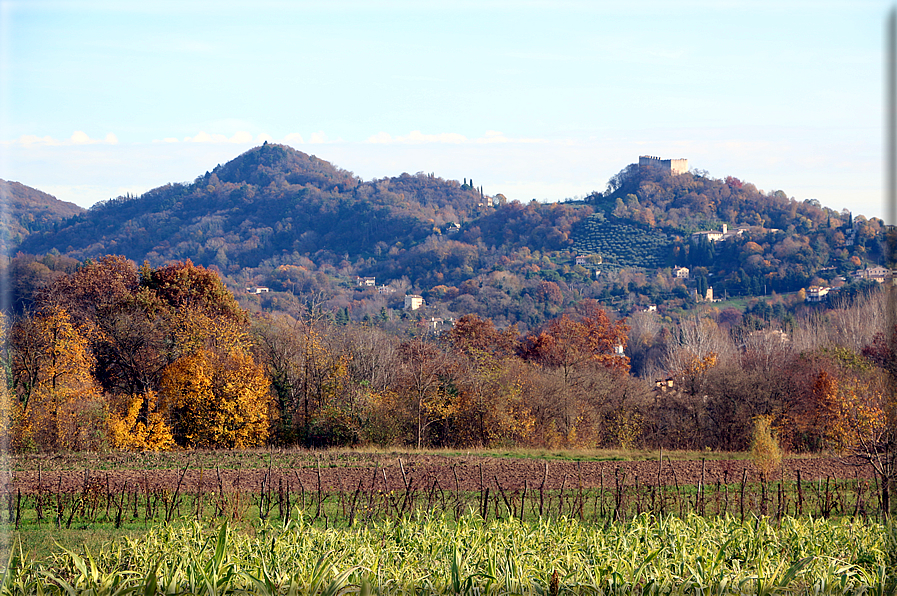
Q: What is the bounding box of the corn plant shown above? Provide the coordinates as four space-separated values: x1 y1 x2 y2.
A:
1 511 894 595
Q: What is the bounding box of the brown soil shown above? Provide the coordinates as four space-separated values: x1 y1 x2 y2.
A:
9 453 872 495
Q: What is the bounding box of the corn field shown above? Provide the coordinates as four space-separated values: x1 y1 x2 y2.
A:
2 512 895 594
4 457 896 594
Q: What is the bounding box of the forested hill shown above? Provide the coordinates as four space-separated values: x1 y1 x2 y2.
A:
17 143 488 268
1 179 84 255
9 147 888 331
594 162 840 232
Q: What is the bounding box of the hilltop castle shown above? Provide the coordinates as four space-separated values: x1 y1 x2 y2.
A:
639 155 688 175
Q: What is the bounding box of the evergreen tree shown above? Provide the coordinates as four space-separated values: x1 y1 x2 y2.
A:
697 275 709 299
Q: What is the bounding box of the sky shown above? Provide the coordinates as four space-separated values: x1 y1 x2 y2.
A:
0 0 891 220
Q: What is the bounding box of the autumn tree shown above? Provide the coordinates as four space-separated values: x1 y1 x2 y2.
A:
35 256 173 449
255 314 357 446
859 321 897 519
396 336 453 448
22 257 271 451
519 302 630 445
445 314 534 446
157 283 270 449
10 306 105 450
161 347 269 448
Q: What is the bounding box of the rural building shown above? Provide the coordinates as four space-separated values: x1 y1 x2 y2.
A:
690 224 747 243
853 266 891 283
690 286 714 302
428 317 455 334
673 266 690 279
404 294 424 310
356 276 376 287
806 286 830 302
246 287 270 294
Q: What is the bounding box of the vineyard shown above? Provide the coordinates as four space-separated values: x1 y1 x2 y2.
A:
2 452 896 594
4 456 889 531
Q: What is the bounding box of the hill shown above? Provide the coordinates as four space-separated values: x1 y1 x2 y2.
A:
581 164 887 300
8 148 889 330
17 143 486 269
1 179 84 255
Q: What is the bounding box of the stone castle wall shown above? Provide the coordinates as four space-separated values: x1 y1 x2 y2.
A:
639 155 688 175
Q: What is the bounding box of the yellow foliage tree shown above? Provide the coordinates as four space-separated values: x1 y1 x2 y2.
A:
750 415 783 479
107 390 175 451
161 348 270 448
810 366 887 454
11 306 105 451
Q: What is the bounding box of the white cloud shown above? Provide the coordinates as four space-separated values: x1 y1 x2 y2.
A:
282 133 304 144
308 131 328 144
184 131 222 143
9 134 61 146
70 131 92 144
366 132 393 144
479 130 509 143
70 131 118 145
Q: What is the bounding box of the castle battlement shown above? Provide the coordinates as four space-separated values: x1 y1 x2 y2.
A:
639 155 688 175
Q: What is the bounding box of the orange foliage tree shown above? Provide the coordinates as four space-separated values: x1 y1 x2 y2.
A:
445 314 534 446
10 306 105 450
161 347 270 448
12 257 272 451
519 302 630 445
795 346 893 517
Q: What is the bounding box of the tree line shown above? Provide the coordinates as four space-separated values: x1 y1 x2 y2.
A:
2 255 894 474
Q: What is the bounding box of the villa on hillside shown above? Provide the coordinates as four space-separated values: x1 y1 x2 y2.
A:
690 224 747 243
673 266 689 279
853 266 891 283
806 285 831 302
404 294 424 310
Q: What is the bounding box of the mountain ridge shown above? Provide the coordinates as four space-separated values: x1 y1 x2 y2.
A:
1 179 85 256
6 145 888 330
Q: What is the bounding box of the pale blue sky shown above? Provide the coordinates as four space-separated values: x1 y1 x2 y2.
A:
0 0 890 220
